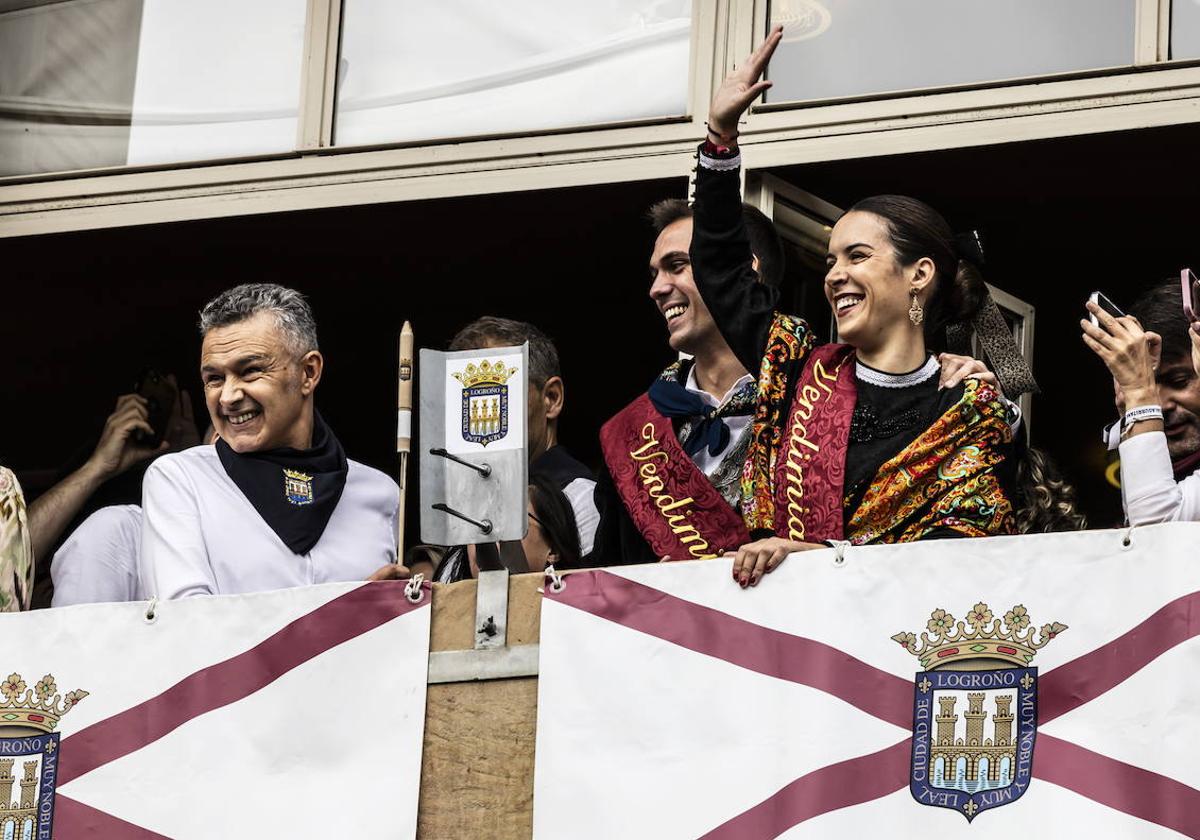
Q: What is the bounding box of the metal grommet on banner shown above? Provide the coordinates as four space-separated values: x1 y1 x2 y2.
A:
830 540 850 567
405 573 425 603
143 596 159 624
545 565 565 594
1121 526 1135 549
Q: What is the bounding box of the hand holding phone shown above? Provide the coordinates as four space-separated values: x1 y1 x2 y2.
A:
1088 291 1125 328
135 369 178 448
1182 268 1199 324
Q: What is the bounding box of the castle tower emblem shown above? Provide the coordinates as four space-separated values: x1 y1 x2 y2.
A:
0 672 87 839
453 360 517 447
892 602 1066 822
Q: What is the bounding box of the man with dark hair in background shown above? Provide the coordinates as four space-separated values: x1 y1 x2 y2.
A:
590 199 787 566
447 316 599 561
1092 280 1200 522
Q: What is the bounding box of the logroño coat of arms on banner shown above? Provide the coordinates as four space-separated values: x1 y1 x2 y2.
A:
893 601 1067 822
0 672 87 839
452 360 517 448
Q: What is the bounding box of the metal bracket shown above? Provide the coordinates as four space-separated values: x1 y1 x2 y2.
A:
427 645 540 685
474 569 509 650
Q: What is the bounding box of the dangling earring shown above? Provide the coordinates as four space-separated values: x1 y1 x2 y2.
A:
908 291 924 326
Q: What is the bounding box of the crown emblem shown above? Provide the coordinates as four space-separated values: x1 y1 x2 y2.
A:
453 360 517 389
283 469 314 506
0 673 87 734
892 602 1067 670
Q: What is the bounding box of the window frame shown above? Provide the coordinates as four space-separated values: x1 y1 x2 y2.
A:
3 0 1200 238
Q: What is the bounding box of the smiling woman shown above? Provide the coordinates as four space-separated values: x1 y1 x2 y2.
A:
695 30 1036 587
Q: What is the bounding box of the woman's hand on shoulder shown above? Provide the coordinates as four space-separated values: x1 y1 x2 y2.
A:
937 353 1000 393
727 537 823 588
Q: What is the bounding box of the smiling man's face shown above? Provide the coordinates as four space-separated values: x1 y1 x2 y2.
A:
1154 356 1200 461
648 217 722 355
200 311 320 453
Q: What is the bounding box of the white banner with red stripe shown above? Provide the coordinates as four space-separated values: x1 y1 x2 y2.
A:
533 523 1200 839
0 580 430 839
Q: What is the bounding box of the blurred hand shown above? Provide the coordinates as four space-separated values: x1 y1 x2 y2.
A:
367 564 412 582
727 537 822 588
937 353 1001 392
85 394 168 481
164 374 201 451
708 26 783 139
1081 302 1161 408
1190 322 1200 377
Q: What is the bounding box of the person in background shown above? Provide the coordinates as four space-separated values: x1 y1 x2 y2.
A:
447 317 598 560
2 386 188 610
0 467 33 612
433 474 582 581
1083 281 1200 523
50 425 219 607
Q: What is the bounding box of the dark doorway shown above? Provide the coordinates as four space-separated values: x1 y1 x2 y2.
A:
4 176 688 546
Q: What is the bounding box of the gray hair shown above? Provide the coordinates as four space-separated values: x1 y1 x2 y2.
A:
199 283 319 355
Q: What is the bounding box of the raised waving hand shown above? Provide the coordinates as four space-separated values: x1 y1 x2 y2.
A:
708 25 784 142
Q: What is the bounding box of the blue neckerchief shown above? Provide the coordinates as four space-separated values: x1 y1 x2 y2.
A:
647 361 757 458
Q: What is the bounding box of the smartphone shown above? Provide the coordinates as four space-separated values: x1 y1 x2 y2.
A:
1183 268 1200 323
1088 291 1125 327
134 369 177 447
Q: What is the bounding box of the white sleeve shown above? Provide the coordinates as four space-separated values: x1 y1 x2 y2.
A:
561 477 600 556
1118 433 1200 525
139 458 217 599
51 506 141 606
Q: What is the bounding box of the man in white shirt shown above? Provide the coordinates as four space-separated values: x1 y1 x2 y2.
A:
1086 281 1200 523
139 283 405 599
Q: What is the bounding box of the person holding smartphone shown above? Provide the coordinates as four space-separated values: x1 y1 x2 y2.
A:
1082 282 1200 524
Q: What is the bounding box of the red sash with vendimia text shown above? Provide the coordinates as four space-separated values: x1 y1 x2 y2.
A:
772 343 858 543
600 394 752 560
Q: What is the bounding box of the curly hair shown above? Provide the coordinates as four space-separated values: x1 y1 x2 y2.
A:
1014 447 1088 534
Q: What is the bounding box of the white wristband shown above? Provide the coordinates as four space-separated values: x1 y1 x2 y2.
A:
1123 405 1163 430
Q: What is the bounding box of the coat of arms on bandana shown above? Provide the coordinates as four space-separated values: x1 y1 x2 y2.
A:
453 360 517 447
893 602 1066 822
283 469 314 506
0 672 87 839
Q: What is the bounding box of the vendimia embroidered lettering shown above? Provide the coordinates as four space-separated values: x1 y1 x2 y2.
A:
629 423 719 559
783 360 840 540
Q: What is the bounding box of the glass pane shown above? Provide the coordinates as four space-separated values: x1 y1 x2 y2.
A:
766 0 1137 103
1171 0 1200 59
334 0 691 147
0 0 306 178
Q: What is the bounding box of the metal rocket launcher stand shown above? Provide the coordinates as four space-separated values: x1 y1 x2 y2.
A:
419 343 529 574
